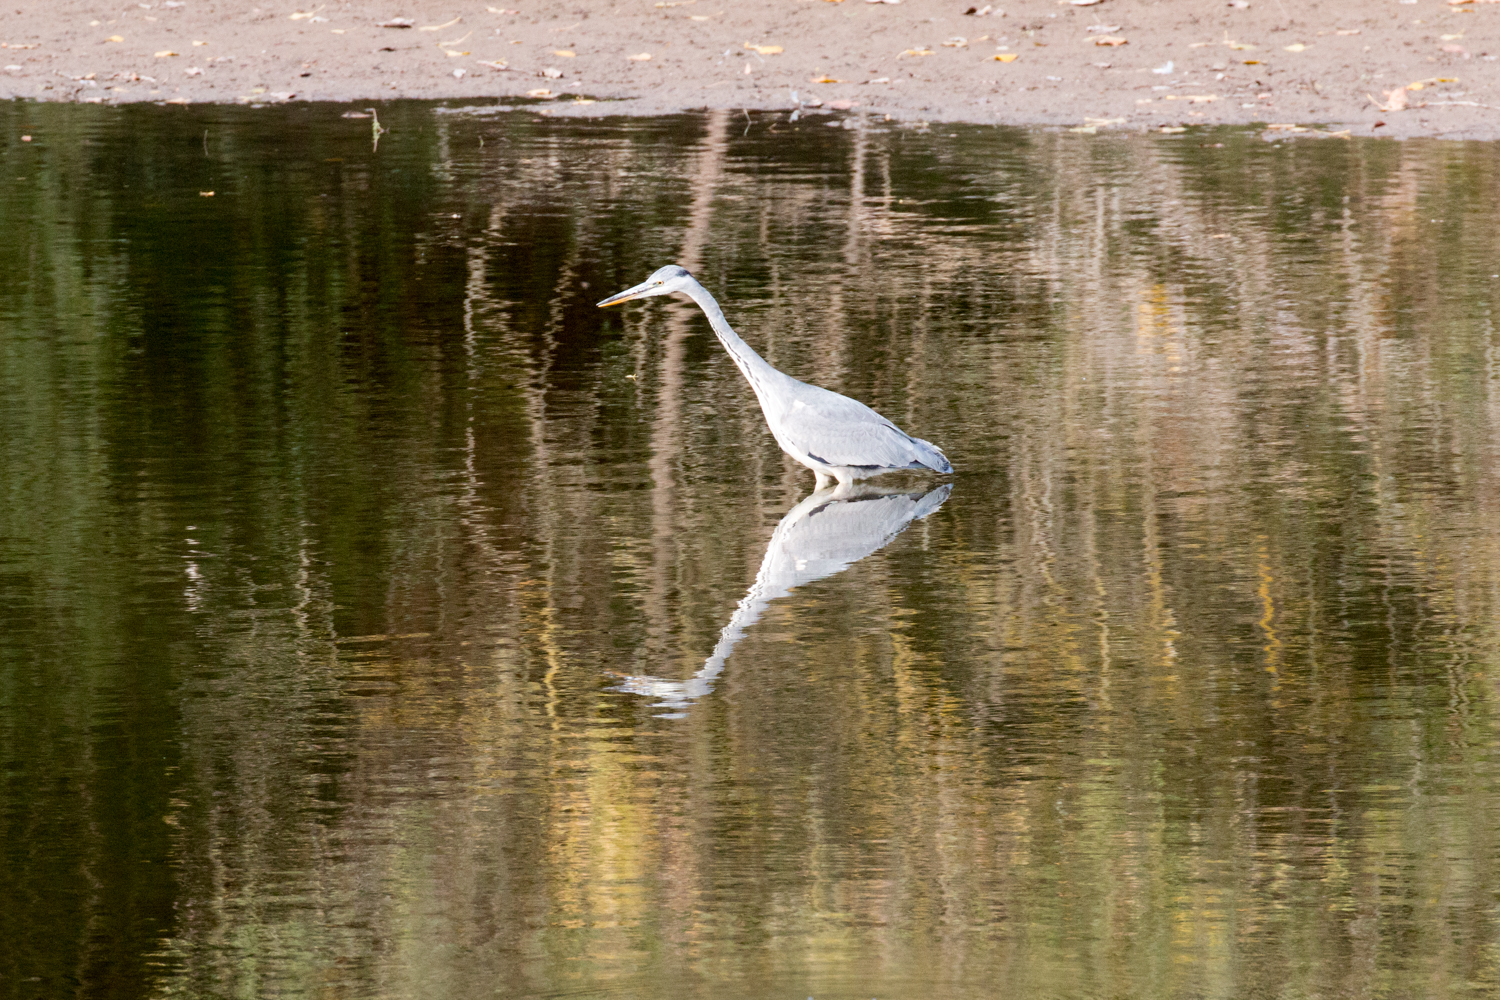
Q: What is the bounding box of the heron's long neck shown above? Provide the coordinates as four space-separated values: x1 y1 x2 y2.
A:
683 281 787 401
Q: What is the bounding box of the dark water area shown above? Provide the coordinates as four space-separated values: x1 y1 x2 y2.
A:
2 99 1499 999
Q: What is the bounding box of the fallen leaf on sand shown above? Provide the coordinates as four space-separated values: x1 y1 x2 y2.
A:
419 17 462 31
1336 29 1360 35
1092 35 1127 46
812 74 842 82
1283 43 1307 52
164 96 189 104
526 88 553 97
899 48 935 57
553 49 575 57
993 52 1018 61
184 66 202 75
289 9 323 20
376 18 413 28
1086 24 1121 32
628 52 651 60
744 42 784 55
476 59 509 70
1226 40 1255 51
1165 94 1217 102
1069 0 1104 6
107 35 125 42
446 50 470 56
155 50 178 57
487 6 519 12
866 0 902 5
1086 116 1125 124
943 37 968 47
192 39 207 45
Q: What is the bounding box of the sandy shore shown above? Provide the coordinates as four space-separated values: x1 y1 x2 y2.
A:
3 0 1497 138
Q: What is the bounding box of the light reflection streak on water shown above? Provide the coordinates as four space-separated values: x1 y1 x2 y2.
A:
0 102 1498 999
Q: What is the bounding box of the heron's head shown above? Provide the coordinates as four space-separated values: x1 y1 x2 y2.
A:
596 265 696 307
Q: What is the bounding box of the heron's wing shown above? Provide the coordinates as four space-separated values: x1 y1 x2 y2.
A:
779 382 948 471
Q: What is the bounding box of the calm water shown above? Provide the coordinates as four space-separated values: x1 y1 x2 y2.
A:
2 100 1499 1000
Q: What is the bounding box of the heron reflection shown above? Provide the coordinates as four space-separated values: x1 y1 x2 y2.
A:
615 483 952 717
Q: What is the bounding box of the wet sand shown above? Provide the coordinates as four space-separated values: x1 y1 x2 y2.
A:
3 0 1497 138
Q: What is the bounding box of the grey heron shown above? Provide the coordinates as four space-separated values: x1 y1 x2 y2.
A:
598 265 953 490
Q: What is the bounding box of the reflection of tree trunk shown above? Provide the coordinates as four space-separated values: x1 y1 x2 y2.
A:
644 109 731 662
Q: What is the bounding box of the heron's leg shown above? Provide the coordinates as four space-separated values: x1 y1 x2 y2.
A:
814 470 833 492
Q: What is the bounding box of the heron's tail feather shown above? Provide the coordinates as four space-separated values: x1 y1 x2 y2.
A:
910 437 953 475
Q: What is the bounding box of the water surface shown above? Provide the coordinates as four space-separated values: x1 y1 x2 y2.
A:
3 101 1500 999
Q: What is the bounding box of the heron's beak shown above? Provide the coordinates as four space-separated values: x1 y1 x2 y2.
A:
596 280 653 308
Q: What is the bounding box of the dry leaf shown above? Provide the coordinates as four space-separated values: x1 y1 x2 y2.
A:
811 74 842 82
526 88 553 97
993 52 1018 62
163 96 189 104
1165 93 1217 102
289 8 323 20
107 35 125 42
899 48 935 57
184 66 202 75
942 37 968 47
1069 0 1103 5
446 50 470 56
376 18 413 28
743 42 784 55
1283 43 1307 52
1092 35 1127 46
553 49 575 57
155 50 178 57
1086 24 1121 32
476 59 509 70
628 52 651 60
419 17 462 31
192 39 207 45
1336 28 1360 35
